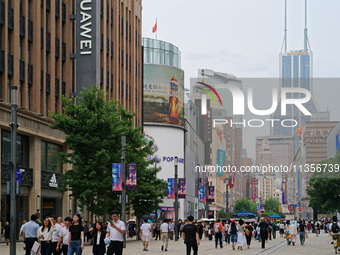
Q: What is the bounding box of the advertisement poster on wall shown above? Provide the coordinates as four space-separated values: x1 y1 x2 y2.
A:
143 64 185 127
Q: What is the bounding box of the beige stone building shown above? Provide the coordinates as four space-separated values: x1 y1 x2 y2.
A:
0 0 142 234
292 121 338 219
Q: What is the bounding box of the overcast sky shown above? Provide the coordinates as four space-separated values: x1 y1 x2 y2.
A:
142 0 340 159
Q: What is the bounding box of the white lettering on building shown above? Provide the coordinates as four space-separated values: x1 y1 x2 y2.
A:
80 0 92 55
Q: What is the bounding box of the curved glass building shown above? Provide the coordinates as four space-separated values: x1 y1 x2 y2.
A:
143 38 181 68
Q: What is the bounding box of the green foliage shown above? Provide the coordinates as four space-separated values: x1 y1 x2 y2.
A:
264 197 279 213
233 198 257 215
217 209 227 219
307 152 340 213
50 86 166 216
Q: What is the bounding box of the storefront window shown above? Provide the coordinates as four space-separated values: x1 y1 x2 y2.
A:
1 130 29 167
41 141 62 172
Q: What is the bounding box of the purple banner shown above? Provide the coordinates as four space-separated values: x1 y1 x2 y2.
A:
126 163 137 191
200 186 206 203
112 163 122 191
208 186 215 202
167 178 175 199
178 178 186 199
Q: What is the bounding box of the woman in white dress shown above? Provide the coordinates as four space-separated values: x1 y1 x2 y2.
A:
237 219 246 250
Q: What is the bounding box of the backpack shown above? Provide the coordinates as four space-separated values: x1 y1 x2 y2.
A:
260 223 267 234
332 223 340 233
214 223 221 233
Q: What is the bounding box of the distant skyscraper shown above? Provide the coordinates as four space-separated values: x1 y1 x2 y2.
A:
271 0 320 146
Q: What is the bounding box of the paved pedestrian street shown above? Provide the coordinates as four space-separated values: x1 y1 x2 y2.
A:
0 232 338 255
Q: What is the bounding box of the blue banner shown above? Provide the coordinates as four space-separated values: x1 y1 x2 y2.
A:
217 149 226 178
200 186 206 203
112 163 122 191
167 178 175 199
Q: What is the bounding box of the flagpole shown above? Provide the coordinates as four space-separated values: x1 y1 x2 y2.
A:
156 18 158 40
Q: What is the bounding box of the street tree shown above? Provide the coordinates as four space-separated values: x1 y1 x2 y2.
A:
217 209 227 219
307 153 340 213
264 197 279 213
50 86 166 217
233 198 257 215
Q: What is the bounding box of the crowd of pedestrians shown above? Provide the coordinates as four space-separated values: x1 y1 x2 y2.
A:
4 212 339 255
16 210 126 255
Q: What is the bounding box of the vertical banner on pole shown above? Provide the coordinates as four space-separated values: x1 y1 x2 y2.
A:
200 186 206 203
208 186 215 202
126 163 137 191
217 149 226 179
167 178 175 199
178 178 186 198
228 170 236 188
112 163 122 191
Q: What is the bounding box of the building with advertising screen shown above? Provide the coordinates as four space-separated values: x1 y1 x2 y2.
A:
143 38 185 219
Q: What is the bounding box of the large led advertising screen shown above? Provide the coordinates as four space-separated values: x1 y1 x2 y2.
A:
143 64 185 127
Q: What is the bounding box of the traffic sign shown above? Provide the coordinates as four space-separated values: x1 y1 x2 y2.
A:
298 207 302 212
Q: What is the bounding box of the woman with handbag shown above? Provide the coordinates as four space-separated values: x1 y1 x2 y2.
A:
245 222 253 249
289 221 298 246
37 217 56 255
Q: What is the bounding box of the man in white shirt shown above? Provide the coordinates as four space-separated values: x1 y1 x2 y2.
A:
160 219 170 251
169 220 175 240
57 217 72 255
51 215 62 255
106 210 126 255
140 219 152 251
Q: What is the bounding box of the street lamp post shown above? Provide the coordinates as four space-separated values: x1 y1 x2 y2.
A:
121 134 126 248
174 156 179 241
225 178 229 217
10 86 18 255
205 175 209 218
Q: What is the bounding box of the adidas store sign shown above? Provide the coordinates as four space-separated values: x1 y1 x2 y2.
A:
49 174 58 188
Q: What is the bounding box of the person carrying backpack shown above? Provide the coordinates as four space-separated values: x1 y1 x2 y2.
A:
329 216 340 245
213 219 223 249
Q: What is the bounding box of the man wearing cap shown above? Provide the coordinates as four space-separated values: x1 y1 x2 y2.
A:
22 214 40 255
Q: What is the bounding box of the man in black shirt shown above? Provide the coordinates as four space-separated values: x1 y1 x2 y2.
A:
182 216 200 255
259 218 268 249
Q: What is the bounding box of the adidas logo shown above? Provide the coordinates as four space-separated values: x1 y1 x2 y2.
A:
49 174 58 188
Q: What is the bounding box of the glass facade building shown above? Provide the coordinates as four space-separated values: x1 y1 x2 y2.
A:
271 51 319 149
143 38 181 68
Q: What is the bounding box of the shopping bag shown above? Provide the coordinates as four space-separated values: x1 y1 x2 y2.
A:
287 234 291 239
284 234 286 239
30 241 41 255
305 232 308 238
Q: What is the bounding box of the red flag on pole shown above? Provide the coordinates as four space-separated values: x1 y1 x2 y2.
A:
152 19 157 33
